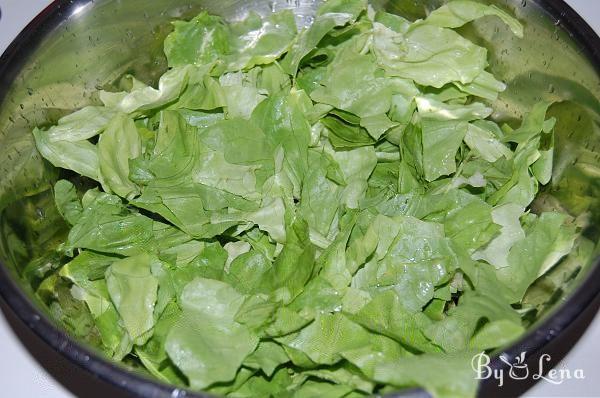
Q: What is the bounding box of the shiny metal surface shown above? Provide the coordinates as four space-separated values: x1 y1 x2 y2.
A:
0 1 598 397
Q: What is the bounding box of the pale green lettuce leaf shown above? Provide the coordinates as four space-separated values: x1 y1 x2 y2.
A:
489 136 542 208
424 291 521 352
351 215 458 312
472 203 526 269
281 0 367 75
164 12 230 67
211 197 286 243
532 128 555 185
172 66 227 111
414 190 499 253
421 120 468 182
454 71 507 100
360 113 398 140
532 146 554 185
106 253 159 345
310 51 393 118
261 217 317 303
177 109 225 127
226 10 297 71
54 179 83 225
376 23 487 87
97 114 141 199
64 189 197 257
415 96 492 181
523 236 595 313
63 189 154 256
299 150 344 238
470 319 525 350
302 366 374 394
425 0 524 38
371 21 407 69
196 118 274 198
135 302 186 385
373 10 411 33
164 10 297 72
327 145 377 209
100 66 194 114
347 290 438 353
223 241 252 270
257 63 293 96
292 380 355 398
252 90 311 197
43 106 116 142
415 96 492 121
503 101 553 145
165 278 259 389
341 332 409 379
464 121 512 162
497 212 577 303
219 71 267 119
373 352 479 398
33 127 99 181
282 312 371 365
318 211 359 290
322 115 375 149
221 368 292 397
135 112 274 203
59 251 133 360
243 341 290 377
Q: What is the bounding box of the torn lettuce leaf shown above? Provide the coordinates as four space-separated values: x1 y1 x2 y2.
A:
53 179 83 225
97 114 142 199
99 65 196 114
374 23 488 88
281 0 368 76
33 127 100 181
225 11 298 71
165 278 259 389
164 10 297 72
105 253 159 345
496 211 577 303
42 106 117 143
425 0 524 38
373 351 480 398
164 12 231 68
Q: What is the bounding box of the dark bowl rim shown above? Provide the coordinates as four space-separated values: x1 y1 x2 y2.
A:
0 0 599 397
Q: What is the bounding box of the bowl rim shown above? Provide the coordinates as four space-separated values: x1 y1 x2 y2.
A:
0 1 599 397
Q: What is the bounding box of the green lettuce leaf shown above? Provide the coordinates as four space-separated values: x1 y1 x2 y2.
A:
281 0 367 75
97 114 141 199
425 0 523 38
105 253 159 345
496 212 577 303
165 278 259 389
33 127 99 181
164 12 230 68
373 352 479 398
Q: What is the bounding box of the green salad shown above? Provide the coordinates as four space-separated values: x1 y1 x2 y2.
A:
29 0 585 396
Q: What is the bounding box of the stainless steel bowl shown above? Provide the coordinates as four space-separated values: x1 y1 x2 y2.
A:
0 1 599 397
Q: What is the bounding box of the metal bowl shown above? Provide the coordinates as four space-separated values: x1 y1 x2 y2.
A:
0 0 599 397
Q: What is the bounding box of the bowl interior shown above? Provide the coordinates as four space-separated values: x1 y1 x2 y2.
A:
0 0 598 395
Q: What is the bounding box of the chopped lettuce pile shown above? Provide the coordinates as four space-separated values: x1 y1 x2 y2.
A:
31 0 583 397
